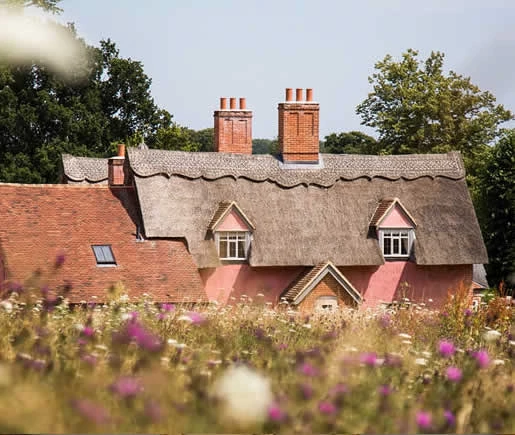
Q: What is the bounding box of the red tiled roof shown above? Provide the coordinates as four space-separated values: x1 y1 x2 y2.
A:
0 184 207 303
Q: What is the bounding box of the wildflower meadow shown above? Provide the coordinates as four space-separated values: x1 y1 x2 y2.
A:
0 283 513 433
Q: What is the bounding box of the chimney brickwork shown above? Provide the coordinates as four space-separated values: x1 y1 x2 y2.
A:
278 88 320 163
108 144 126 186
214 97 252 154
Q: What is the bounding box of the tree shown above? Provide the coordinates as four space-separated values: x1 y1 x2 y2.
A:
1 0 63 13
321 131 380 154
0 34 172 183
252 138 277 155
477 131 515 291
356 49 513 156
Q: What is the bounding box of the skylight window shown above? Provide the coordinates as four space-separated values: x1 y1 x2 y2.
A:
92 245 116 266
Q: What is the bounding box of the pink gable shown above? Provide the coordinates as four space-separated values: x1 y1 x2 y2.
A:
379 204 414 228
217 209 251 231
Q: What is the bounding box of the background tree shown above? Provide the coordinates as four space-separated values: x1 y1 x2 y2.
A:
321 131 379 154
252 138 278 155
476 131 515 291
1 0 62 13
356 49 512 157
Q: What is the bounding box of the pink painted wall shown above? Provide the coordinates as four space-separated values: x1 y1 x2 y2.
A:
217 209 250 231
340 262 472 308
199 265 304 304
380 205 413 228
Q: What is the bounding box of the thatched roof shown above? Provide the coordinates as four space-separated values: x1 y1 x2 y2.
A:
62 154 108 184
126 148 488 268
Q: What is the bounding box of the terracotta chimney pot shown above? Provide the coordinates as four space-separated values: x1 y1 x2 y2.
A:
239 98 246 110
296 88 303 101
117 143 125 157
285 88 293 102
230 97 237 109
306 88 313 101
220 97 227 110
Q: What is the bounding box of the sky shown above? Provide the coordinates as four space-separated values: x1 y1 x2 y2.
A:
54 0 515 139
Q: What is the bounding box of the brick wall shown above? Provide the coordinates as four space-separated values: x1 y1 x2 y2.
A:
278 102 320 163
214 110 252 154
297 274 355 312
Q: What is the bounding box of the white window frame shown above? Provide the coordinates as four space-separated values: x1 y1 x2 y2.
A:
379 228 414 259
315 296 338 311
215 231 251 261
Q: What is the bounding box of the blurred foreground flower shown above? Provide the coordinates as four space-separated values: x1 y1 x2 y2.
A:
474 349 490 369
445 366 462 382
0 8 87 80
212 365 273 427
178 311 207 325
483 329 502 342
438 340 456 358
70 398 110 425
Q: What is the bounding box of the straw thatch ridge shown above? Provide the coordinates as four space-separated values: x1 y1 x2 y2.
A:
127 148 466 188
62 154 108 183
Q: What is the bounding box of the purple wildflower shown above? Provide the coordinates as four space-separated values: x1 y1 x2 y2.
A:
71 399 110 425
161 303 175 312
318 401 337 415
299 383 313 400
81 326 95 338
474 349 490 369
445 366 462 382
444 409 456 427
125 321 163 352
187 311 207 325
268 403 286 422
416 411 432 430
81 354 97 366
384 353 403 367
109 376 143 398
277 343 288 351
360 352 377 367
378 313 391 328
379 384 392 396
438 340 456 358
299 362 319 377
55 253 65 268
464 308 472 316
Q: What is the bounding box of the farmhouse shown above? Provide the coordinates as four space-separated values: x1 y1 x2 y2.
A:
1 89 488 310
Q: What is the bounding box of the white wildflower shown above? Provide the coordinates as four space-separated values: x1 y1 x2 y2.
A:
173 343 187 349
421 351 432 358
492 359 505 366
212 365 273 426
120 313 132 321
402 340 413 345
509 340 515 347
0 300 13 313
483 330 502 342
398 333 412 339
119 294 129 303
414 358 428 366
74 323 85 331
167 338 178 345
302 324 312 329
94 344 108 351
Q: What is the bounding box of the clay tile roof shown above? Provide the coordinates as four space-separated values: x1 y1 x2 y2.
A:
61 154 108 183
282 261 362 305
0 184 207 304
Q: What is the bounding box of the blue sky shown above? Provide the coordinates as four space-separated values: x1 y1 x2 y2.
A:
58 0 515 139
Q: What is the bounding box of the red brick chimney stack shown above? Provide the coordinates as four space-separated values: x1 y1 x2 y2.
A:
278 87 320 164
214 96 253 154
108 143 126 186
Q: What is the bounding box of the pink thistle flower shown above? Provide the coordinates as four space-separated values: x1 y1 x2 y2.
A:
444 409 456 427
161 303 175 312
474 349 490 369
125 321 162 352
71 399 109 425
109 376 143 398
268 403 286 422
438 340 456 358
378 384 392 396
445 366 462 382
277 343 288 351
360 352 377 367
416 411 432 430
187 311 207 325
81 326 95 337
299 362 319 377
318 401 337 415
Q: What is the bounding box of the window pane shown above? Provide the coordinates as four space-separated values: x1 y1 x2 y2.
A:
229 240 237 258
401 237 409 255
101 246 114 262
237 239 246 258
393 238 399 254
219 239 228 258
383 237 391 255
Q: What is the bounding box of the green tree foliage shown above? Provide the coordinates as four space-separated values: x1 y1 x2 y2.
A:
252 138 277 155
477 131 515 291
1 0 62 13
0 33 172 183
321 131 380 154
356 49 513 156
155 126 213 152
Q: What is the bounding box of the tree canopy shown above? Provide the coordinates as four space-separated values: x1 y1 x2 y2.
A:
476 131 515 290
356 49 513 156
1 0 63 13
321 131 379 154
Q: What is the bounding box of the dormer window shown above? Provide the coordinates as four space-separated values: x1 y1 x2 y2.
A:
216 231 250 260
370 198 416 261
379 229 414 258
208 201 255 262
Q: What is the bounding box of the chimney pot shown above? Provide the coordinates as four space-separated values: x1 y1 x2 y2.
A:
296 88 303 101
220 97 227 110
285 88 293 102
306 88 313 101
239 97 246 110
117 143 125 157
230 97 237 109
